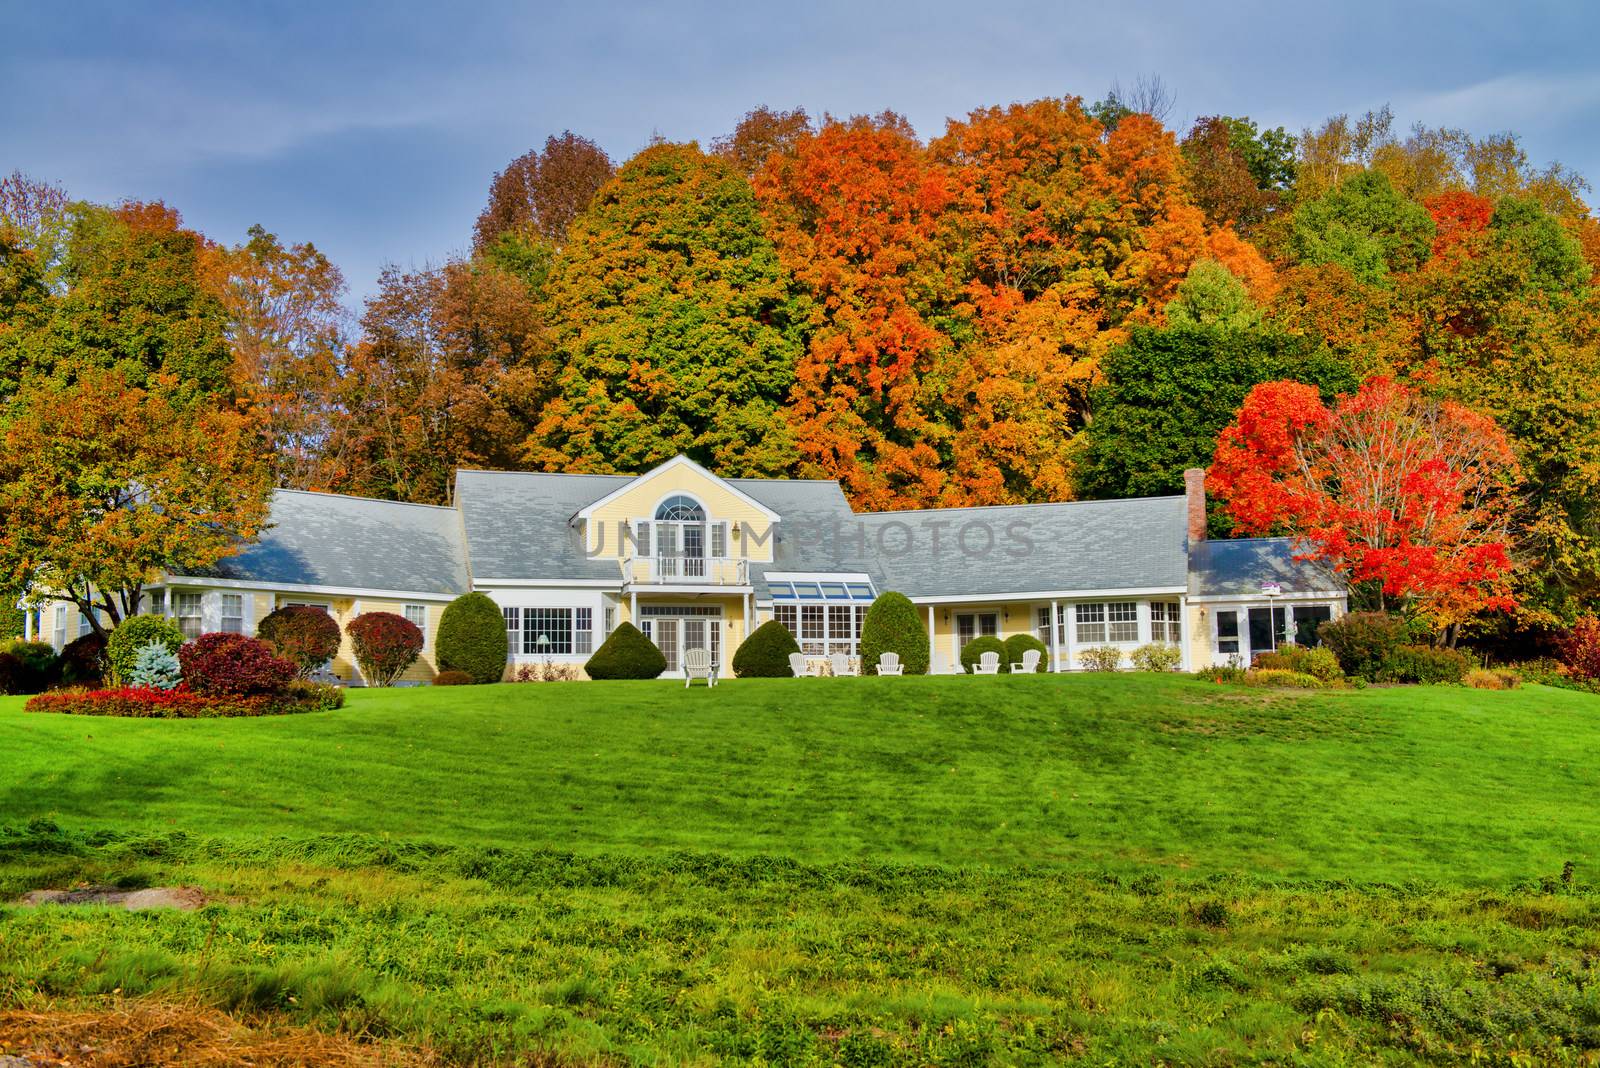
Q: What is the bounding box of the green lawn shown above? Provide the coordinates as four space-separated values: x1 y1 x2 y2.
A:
3 675 1600 1064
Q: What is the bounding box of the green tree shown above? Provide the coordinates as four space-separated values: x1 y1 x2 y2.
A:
1288 170 1436 285
527 142 807 476
1079 325 1357 501
1164 261 1262 329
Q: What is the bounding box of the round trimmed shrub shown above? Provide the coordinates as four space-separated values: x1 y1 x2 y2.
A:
436 593 508 684
432 669 475 686
1078 646 1123 671
179 633 295 695
1130 642 1183 672
1003 633 1048 672
584 622 666 680
346 612 424 687
960 635 1008 673
1 640 58 693
257 606 342 678
106 614 185 685
732 619 800 678
59 632 107 686
1318 611 1405 681
859 592 929 676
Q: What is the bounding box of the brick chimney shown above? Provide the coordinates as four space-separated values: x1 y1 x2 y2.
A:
1184 467 1207 544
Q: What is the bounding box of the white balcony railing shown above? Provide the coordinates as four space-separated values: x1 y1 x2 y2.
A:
624 555 749 586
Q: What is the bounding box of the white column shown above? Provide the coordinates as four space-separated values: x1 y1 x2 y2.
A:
1062 601 1076 671
1049 599 1060 673
926 605 936 674
629 591 637 623
743 593 752 638
22 607 33 642
1178 596 1193 672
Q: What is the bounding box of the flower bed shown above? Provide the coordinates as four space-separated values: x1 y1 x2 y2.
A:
25 682 342 718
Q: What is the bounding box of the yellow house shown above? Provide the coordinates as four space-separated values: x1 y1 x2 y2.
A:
20 457 1344 679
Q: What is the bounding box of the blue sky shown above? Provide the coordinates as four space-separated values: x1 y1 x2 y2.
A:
5 0 1597 309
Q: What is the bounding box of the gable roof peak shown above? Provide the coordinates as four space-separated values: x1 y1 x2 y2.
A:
570 454 783 524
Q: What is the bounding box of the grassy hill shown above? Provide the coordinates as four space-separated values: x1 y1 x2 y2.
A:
4 675 1599 1064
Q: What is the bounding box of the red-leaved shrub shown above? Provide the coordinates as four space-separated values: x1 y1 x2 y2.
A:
346 612 423 687
1558 615 1600 681
179 633 295 696
24 684 333 718
59 632 107 686
257 606 342 678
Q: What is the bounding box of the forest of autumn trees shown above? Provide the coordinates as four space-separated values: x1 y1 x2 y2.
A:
5 92 1600 641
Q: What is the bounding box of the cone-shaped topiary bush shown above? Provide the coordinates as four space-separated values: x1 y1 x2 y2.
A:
960 635 1008 673
732 619 800 677
859 592 929 675
1003 633 1048 672
436 592 508 684
258 606 342 679
107 615 186 685
585 621 666 680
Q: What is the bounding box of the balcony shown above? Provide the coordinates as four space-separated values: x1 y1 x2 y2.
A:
624 555 749 586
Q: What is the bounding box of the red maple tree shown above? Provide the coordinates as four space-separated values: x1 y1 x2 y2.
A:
1208 376 1521 633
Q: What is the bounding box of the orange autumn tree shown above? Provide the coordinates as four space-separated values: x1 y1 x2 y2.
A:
928 100 1273 504
755 113 959 509
1208 376 1520 638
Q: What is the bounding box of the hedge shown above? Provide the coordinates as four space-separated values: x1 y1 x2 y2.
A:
347 612 424 687
0 652 27 696
436 592 508 684
106 615 185 685
257 607 342 678
432 670 475 686
25 680 342 718
859 592 929 675
959 635 1008 673
1003 634 1048 672
732 620 799 677
179 633 296 696
1318 611 1406 681
584 622 666 680
0 640 57 694
1388 644 1472 685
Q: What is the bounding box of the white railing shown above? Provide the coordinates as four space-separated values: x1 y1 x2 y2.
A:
624 556 749 585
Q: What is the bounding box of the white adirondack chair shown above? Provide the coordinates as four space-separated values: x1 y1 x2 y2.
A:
789 652 810 677
683 648 716 688
829 652 858 677
972 651 1001 675
876 651 903 676
1010 648 1042 674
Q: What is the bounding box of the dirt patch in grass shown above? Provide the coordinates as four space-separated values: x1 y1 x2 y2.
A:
16 886 208 911
0 1000 432 1067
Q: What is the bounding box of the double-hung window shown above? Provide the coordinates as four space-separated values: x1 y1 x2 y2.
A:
220 594 245 634
404 604 428 647
1107 602 1138 643
174 593 203 640
1075 603 1106 644
148 590 166 617
1150 602 1181 643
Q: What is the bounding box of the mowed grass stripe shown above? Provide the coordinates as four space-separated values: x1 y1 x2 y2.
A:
2 674 1596 883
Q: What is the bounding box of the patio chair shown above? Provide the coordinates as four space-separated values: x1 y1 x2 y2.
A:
1010 648 1042 674
972 651 1001 675
789 652 810 677
829 651 859 677
876 651 903 676
683 648 716 688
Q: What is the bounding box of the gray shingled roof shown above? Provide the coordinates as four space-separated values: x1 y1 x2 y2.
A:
183 490 471 596
1189 538 1344 597
455 469 631 582
848 496 1191 599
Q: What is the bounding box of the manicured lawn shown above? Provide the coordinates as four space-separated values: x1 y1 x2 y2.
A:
2 674 1596 881
4 675 1599 1064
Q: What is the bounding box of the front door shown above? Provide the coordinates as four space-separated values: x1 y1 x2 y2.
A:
641 613 721 675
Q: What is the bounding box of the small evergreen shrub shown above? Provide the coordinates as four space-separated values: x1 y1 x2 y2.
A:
59 632 107 687
1557 615 1600 681
180 633 295 696
732 619 800 678
129 642 182 691
1318 612 1406 681
1003 634 1049 672
1078 646 1123 672
859 592 929 675
347 612 424 687
1253 645 1343 683
1 640 59 692
433 670 475 686
257 606 342 678
1388 644 1472 685
584 622 666 680
960 635 1008 673
106 614 185 685
1465 667 1520 690
1130 643 1182 672
436 593 508 684
0 652 26 696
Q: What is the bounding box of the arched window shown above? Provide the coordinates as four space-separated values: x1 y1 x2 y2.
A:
655 495 706 522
